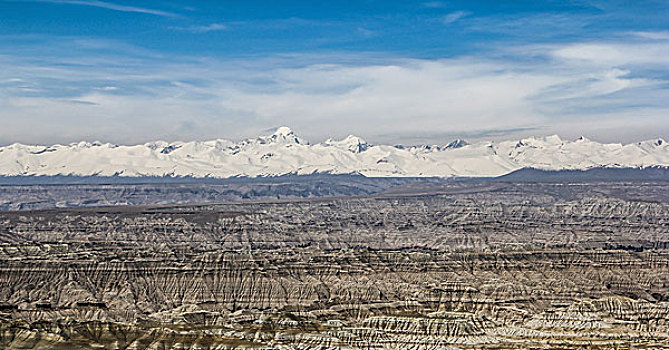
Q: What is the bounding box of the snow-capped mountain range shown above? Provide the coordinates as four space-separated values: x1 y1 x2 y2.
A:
0 127 667 178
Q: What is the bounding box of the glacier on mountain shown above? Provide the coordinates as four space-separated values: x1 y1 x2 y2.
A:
0 127 667 178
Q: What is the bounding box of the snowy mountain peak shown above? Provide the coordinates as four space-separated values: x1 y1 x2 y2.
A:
341 135 369 153
637 138 668 150
544 134 563 144
272 126 294 137
0 131 667 178
516 135 563 148
323 135 369 153
251 127 304 145
160 144 182 154
444 139 469 149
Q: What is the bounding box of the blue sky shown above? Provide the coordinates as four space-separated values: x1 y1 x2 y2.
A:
0 0 668 145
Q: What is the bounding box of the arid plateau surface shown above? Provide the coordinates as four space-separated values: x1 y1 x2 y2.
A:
1 180 669 349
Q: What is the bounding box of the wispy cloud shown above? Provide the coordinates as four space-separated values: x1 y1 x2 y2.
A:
464 13 592 39
0 33 668 145
356 27 377 38
552 41 669 67
378 126 545 144
422 1 445 8
93 86 118 91
172 23 228 33
441 11 470 25
24 0 178 17
633 31 669 40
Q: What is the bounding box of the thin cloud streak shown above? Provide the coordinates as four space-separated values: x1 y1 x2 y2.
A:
634 31 669 40
552 42 669 67
171 23 228 33
441 11 470 25
23 0 178 17
422 1 446 8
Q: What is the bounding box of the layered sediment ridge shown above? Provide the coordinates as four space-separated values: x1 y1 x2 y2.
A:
1 182 668 349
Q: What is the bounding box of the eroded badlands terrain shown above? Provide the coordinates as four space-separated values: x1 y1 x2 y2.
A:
1 182 669 349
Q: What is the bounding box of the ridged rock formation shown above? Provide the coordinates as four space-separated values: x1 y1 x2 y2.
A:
1 182 668 349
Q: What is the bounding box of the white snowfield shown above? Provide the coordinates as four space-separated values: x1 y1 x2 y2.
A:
0 127 667 178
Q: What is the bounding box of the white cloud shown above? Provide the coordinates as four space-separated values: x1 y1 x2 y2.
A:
94 86 118 91
441 11 470 25
422 1 445 8
27 0 177 17
1 36 668 145
172 23 228 33
634 31 669 40
552 42 669 67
